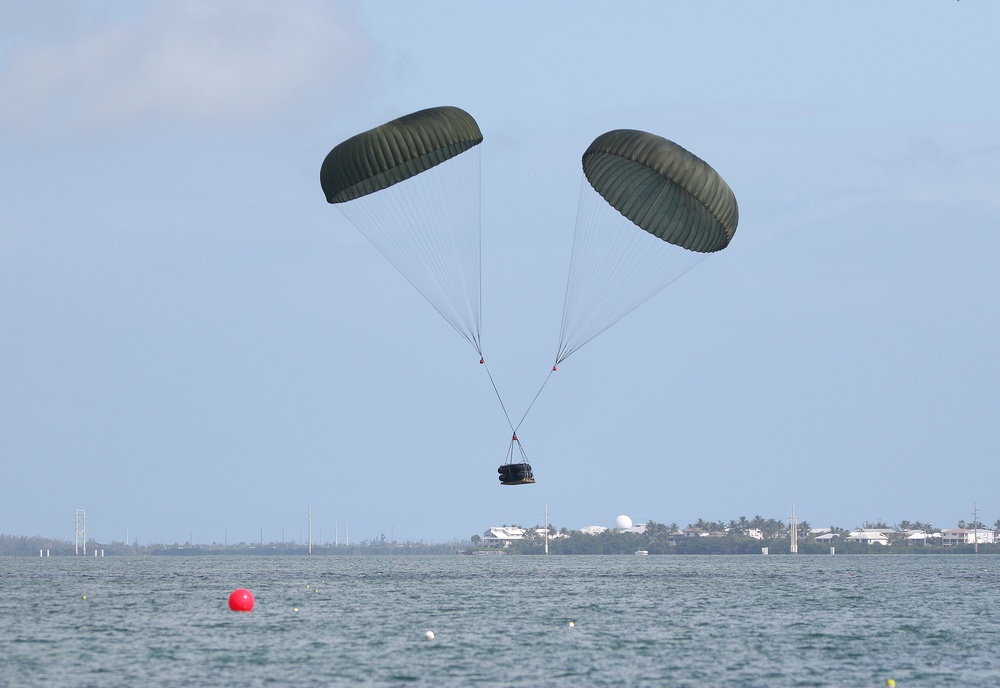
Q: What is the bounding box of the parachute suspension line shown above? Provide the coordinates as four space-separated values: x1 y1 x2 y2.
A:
480 359 515 433
506 434 530 465
337 148 483 353
554 176 598 365
555 177 707 364
475 151 483 356
514 367 556 433
482 358 533 477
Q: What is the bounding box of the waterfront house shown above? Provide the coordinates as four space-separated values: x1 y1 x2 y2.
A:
482 526 526 548
845 529 890 546
941 528 995 546
903 530 940 546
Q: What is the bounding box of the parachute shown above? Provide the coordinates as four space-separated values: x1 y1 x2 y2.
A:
321 106 484 353
505 130 739 476
321 107 532 484
555 129 738 364
320 116 740 487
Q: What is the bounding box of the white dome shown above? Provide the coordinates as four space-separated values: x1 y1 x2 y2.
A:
615 514 633 530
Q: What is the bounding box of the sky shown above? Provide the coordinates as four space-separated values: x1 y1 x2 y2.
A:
2 1 998 546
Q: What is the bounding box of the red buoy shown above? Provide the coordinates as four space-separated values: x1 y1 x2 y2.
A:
228 588 254 612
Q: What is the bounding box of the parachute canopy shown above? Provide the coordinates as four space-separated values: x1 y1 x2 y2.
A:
555 130 738 363
321 106 483 204
320 106 484 352
582 129 738 253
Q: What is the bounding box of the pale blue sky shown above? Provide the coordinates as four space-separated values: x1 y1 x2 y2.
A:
2 1 997 545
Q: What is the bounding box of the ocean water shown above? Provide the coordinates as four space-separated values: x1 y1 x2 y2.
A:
1 554 997 687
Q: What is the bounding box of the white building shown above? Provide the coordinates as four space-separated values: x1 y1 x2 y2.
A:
845 529 890 545
941 528 995 546
681 528 709 538
481 526 526 548
903 530 940 546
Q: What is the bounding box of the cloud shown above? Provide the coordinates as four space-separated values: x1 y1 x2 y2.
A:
0 0 377 140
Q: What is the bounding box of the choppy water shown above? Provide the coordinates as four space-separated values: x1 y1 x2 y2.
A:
1 554 997 687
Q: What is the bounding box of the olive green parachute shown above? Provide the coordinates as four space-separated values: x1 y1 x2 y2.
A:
582 129 738 253
321 106 483 204
554 130 739 363
320 106 485 353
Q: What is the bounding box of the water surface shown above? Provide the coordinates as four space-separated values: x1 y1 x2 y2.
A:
1 554 996 687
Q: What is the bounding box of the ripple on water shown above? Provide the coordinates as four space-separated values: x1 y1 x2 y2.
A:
2 554 1000 686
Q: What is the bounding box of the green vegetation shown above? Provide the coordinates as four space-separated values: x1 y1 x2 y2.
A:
466 517 1000 556
0 534 465 557
4 516 999 557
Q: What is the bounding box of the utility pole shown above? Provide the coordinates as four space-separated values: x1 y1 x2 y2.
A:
973 502 979 554
544 504 549 555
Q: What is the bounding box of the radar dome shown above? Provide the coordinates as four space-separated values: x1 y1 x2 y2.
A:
615 515 633 530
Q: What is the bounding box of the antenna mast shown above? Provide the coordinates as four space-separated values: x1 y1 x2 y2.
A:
790 504 798 554
75 509 86 557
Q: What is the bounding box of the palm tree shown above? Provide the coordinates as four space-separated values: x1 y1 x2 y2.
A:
644 521 670 546
762 518 784 541
797 520 812 540
885 530 905 547
690 518 711 532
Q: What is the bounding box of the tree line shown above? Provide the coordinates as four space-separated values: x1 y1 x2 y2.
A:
470 517 1000 556
0 533 465 557
5 515 999 557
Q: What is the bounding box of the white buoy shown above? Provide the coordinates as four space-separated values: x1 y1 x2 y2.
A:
424 631 435 640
